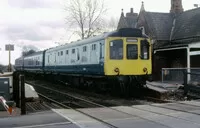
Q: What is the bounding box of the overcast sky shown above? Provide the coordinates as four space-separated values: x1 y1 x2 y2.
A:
0 0 199 65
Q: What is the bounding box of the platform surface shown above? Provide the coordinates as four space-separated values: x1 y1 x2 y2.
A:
0 110 80 128
1 100 200 128
53 100 200 128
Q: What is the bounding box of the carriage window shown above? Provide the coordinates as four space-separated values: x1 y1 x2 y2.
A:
127 44 138 59
72 49 75 54
83 46 87 52
92 44 96 51
110 39 123 59
140 40 149 60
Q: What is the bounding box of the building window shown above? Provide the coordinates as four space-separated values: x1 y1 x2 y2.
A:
58 52 60 56
61 51 63 56
66 50 68 54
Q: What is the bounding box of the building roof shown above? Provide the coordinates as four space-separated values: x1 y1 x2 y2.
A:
171 7 200 41
117 9 138 29
125 15 137 28
144 12 174 40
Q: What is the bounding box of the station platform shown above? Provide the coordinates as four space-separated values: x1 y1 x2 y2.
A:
1 100 200 128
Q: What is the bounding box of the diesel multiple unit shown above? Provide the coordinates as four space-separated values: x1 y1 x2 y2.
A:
15 28 152 95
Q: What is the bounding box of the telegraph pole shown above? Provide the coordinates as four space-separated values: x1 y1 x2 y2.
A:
5 44 14 72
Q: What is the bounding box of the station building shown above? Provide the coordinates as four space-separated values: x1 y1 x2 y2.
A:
117 0 200 81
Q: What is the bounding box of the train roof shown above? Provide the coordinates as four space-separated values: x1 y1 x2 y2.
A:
46 28 145 52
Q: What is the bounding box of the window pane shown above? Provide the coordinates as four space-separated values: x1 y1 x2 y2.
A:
127 44 138 59
140 40 149 60
110 39 123 59
72 49 75 54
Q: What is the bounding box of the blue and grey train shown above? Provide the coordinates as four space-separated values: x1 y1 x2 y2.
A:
15 28 152 95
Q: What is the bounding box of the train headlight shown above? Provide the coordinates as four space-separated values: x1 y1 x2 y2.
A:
143 67 147 73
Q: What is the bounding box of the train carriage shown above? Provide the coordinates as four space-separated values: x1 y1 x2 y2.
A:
44 28 151 77
23 51 45 73
15 28 152 95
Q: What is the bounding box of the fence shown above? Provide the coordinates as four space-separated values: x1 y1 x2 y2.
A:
161 68 200 84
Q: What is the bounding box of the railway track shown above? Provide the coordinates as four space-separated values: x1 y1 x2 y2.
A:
27 82 177 128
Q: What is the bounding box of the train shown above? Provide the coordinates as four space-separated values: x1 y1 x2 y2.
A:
15 28 152 96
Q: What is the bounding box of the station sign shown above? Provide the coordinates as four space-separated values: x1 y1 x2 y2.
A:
5 44 14 51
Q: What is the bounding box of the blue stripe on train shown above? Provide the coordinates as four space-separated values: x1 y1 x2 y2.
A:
44 64 104 75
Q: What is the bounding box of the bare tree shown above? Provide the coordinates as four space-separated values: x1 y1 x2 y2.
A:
65 0 107 39
105 17 119 32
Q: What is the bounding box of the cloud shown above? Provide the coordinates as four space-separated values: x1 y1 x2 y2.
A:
4 24 54 41
7 0 62 9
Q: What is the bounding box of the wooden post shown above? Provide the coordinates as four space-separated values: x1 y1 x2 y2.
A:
184 70 188 96
20 75 26 115
13 72 20 107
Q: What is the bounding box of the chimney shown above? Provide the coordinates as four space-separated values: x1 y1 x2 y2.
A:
130 8 133 13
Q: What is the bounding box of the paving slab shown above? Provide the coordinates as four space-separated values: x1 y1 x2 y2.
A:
108 118 170 128
79 107 132 120
132 104 200 124
52 109 110 128
0 110 79 128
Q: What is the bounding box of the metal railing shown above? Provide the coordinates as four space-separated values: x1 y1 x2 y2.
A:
161 68 200 84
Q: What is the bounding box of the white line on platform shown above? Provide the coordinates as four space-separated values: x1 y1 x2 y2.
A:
14 122 71 128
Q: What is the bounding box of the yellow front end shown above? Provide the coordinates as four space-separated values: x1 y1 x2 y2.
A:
104 37 152 76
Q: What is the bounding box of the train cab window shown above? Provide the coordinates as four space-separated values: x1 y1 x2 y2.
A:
140 40 149 60
127 44 138 59
72 49 75 54
110 39 123 59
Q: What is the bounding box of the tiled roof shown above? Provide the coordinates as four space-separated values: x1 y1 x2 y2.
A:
171 8 200 41
125 16 137 28
144 12 174 40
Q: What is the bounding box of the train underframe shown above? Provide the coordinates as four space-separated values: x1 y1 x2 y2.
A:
46 73 149 97
19 71 149 97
